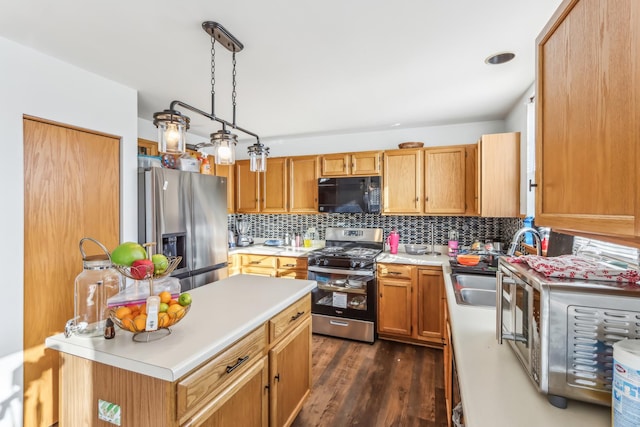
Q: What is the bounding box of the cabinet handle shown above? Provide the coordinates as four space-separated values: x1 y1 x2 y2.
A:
274 374 280 382
226 355 250 374
250 261 262 265
388 271 402 275
283 263 296 267
528 179 538 191
290 311 305 322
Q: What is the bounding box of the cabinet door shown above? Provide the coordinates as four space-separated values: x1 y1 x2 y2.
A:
289 156 319 213
465 144 479 216
382 148 423 214
214 164 235 213
138 137 159 156
262 157 288 213
479 132 520 217
321 153 350 176
183 356 269 427
415 268 444 343
378 277 412 336
270 317 312 427
424 147 466 214
236 160 260 213
444 301 453 427
536 0 639 236
351 151 382 175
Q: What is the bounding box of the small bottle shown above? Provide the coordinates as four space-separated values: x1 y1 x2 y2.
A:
295 232 301 247
448 230 459 258
199 155 211 175
104 318 115 339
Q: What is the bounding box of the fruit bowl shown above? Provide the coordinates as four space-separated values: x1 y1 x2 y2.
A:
113 256 182 281
109 301 191 342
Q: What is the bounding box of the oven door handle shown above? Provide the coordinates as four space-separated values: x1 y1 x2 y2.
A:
307 266 374 276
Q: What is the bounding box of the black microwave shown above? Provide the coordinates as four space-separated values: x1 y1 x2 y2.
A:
318 176 381 213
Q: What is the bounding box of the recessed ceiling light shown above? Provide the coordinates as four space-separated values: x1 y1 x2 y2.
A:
391 123 401 127
485 52 515 65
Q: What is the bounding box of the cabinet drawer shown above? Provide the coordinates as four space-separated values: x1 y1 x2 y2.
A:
269 295 311 343
377 263 415 280
242 266 276 277
277 256 308 270
176 325 267 423
242 255 277 268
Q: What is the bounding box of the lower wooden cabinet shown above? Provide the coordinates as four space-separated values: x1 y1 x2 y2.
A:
240 255 308 280
377 263 445 346
269 317 312 427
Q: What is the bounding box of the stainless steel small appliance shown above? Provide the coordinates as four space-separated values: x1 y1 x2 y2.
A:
235 218 253 247
307 227 383 343
497 257 640 408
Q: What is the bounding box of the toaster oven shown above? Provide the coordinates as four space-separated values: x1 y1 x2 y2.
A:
497 257 640 408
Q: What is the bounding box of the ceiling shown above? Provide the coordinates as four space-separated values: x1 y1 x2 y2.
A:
0 0 561 142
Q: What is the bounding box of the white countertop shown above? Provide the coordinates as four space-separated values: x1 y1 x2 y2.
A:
443 268 611 426
46 275 317 382
229 244 318 257
376 246 451 265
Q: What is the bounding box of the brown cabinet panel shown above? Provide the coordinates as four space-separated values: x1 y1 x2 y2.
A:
536 0 639 237
321 153 350 176
262 157 288 213
415 267 445 344
377 263 414 337
138 137 159 156
478 132 520 217
351 151 381 175
289 156 319 212
236 160 261 213
382 149 423 214
424 147 466 214
214 164 235 213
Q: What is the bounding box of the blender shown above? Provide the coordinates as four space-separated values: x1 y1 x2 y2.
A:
236 218 253 247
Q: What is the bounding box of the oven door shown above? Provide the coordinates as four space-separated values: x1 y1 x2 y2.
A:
497 266 535 380
307 266 376 322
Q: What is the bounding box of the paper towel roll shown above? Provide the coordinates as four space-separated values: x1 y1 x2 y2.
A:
612 339 640 427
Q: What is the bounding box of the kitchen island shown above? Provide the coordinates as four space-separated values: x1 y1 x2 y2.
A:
46 275 316 426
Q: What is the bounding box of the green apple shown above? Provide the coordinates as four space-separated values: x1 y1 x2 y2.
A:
111 242 147 266
152 253 169 274
178 292 192 306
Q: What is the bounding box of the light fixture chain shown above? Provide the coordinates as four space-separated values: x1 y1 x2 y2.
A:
211 36 216 116
232 51 237 126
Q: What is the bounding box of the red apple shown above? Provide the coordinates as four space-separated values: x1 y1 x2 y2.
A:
131 259 154 279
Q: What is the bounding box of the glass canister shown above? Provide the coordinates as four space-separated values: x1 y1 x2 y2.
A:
65 237 122 338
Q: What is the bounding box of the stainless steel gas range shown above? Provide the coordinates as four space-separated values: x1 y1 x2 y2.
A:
307 227 383 343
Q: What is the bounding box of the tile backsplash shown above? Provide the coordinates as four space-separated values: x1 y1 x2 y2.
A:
229 214 523 247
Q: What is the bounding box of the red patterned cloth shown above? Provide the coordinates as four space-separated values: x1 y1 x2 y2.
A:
507 255 640 283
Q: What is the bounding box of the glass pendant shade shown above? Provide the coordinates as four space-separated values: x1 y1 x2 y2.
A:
211 129 237 165
248 142 269 172
153 110 189 154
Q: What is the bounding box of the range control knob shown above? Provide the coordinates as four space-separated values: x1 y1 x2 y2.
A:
314 258 322 265
359 261 366 269
323 259 329 266
350 260 357 268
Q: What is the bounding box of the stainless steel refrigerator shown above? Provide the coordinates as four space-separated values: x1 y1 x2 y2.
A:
138 167 228 291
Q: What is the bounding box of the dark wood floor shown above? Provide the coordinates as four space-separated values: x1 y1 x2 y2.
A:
292 334 447 427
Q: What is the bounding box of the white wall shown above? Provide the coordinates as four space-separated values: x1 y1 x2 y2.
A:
0 36 138 427
139 117 506 159
505 82 536 215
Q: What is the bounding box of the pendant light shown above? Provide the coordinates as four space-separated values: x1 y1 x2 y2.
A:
152 21 268 170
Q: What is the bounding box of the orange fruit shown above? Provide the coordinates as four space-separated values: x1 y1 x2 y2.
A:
133 314 147 331
115 306 131 319
169 299 179 306
167 304 185 319
159 291 172 304
120 315 134 331
139 303 147 315
158 312 170 328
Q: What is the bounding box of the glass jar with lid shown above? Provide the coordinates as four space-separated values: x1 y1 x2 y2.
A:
65 238 122 338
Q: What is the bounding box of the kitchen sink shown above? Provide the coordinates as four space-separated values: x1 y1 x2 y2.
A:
451 274 497 307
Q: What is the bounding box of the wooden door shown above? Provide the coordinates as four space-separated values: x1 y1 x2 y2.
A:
269 317 312 427
24 117 120 426
382 148 423 214
351 151 381 176
262 157 288 213
236 160 260 213
214 164 235 213
377 277 412 336
415 268 444 344
536 0 639 237
289 156 319 213
424 147 466 214
189 356 269 427
320 153 350 176
479 132 520 217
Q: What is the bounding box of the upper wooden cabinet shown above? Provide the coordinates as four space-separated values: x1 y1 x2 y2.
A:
424 146 466 215
320 151 382 177
235 156 318 214
536 0 640 239
214 164 235 214
289 156 319 213
382 148 423 214
476 132 520 217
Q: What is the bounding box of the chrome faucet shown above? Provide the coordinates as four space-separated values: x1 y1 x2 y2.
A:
507 227 542 256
